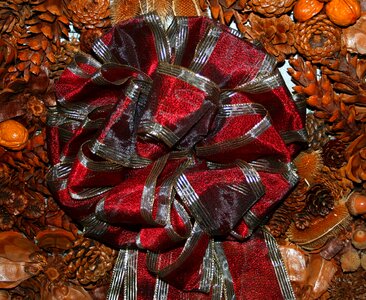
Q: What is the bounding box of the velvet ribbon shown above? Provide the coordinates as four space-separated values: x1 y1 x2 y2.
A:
47 13 306 299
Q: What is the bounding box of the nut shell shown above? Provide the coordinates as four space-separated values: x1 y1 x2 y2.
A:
0 120 28 151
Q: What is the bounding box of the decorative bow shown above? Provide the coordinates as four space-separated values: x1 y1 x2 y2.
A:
47 13 306 299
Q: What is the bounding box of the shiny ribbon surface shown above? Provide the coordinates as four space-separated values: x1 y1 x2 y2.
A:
47 13 306 299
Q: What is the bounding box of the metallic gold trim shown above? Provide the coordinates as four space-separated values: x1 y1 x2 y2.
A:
147 223 203 277
243 210 262 235
141 155 169 225
263 229 296 300
189 25 222 73
69 186 112 200
236 71 283 94
199 240 214 293
167 17 188 65
144 13 171 63
78 143 124 172
107 250 129 300
157 63 219 97
95 198 109 222
67 53 101 79
214 242 236 300
256 53 277 77
236 160 265 199
175 174 217 233
281 128 308 144
138 120 180 148
81 214 109 237
125 250 138 300
92 38 116 63
282 162 299 187
153 278 169 300
89 139 152 168
226 27 244 39
196 104 271 156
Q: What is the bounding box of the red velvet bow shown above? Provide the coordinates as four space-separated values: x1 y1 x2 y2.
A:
47 13 306 299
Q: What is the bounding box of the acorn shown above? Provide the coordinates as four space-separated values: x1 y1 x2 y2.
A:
347 192 366 216
352 228 366 250
361 253 366 271
0 120 29 151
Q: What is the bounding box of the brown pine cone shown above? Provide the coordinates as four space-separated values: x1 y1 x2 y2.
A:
295 14 341 63
80 28 104 53
322 139 347 169
305 184 335 216
293 212 311 230
64 237 117 287
67 0 111 30
343 134 366 184
282 178 309 212
245 14 296 62
267 205 292 237
306 113 330 150
248 0 295 16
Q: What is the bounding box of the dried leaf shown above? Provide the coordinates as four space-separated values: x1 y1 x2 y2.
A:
0 257 35 289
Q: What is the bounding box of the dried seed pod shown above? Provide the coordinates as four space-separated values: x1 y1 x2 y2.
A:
0 120 28 150
340 246 360 272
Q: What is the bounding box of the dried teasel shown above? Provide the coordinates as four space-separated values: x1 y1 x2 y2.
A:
294 14 342 64
245 14 296 63
293 150 323 184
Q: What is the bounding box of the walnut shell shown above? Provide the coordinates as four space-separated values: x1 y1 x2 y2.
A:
294 0 324 22
325 0 361 26
0 120 28 150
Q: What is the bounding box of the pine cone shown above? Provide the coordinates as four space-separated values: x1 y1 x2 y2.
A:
267 205 292 237
329 269 366 299
64 237 117 287
293 212 311 230
67 0 110 30
322 54 366 106
322 139 347 169
80 28 104 53
295 14 341 63
343 134 366 184
306 113 330 150
305 184 335 216
248 0 295 16
283 178 309 212
245 14 296 62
